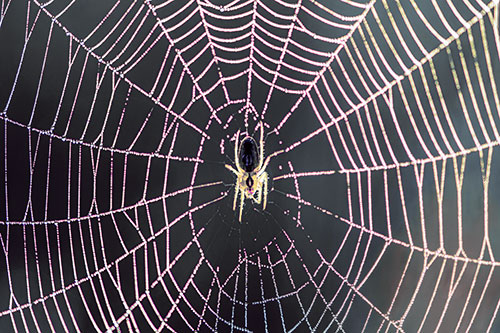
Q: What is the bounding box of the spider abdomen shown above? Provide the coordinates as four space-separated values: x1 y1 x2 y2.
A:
239 137 258 172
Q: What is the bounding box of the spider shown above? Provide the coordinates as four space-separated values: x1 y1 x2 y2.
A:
225 125 270 222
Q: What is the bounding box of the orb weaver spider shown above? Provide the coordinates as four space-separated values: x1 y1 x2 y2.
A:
225 125 270 222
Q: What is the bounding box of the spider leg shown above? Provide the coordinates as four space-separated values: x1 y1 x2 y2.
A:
239 186 245 222
262 172 268 210
225 164 239 176
257 123 264 170
257 148 284 178
233 180 240 211
234 129 241 171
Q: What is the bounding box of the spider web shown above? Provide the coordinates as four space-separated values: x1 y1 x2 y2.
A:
0 0 500 331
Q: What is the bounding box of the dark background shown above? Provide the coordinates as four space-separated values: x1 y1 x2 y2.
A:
1 0 500 332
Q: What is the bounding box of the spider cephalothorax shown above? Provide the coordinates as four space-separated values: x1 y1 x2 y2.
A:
225 125 269 222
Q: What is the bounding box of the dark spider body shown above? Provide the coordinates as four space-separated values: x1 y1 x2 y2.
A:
239 137 258 190
239 137 258 173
